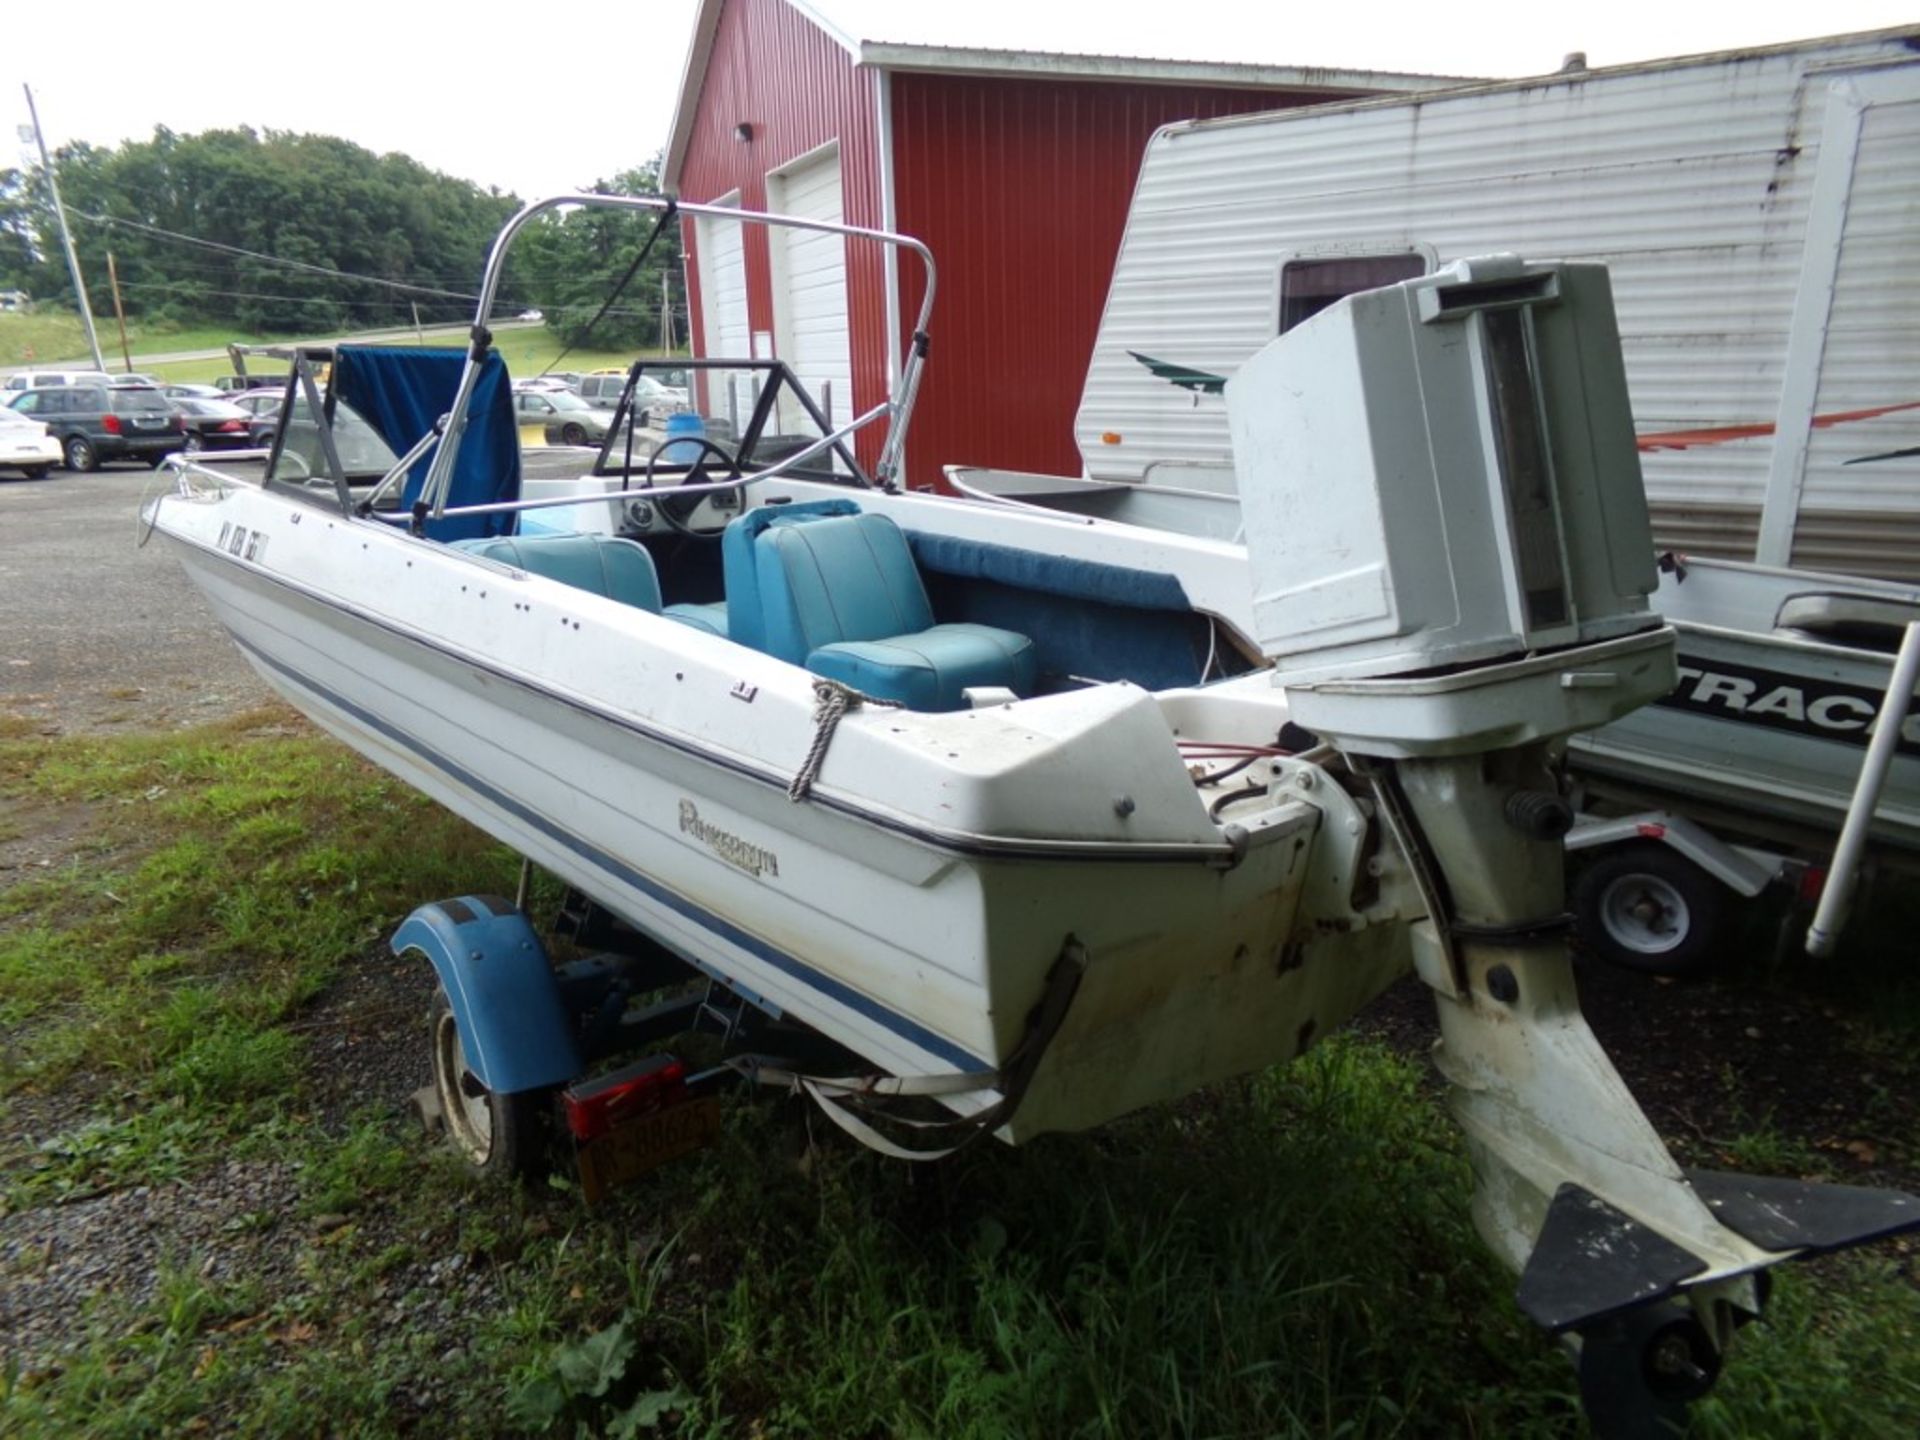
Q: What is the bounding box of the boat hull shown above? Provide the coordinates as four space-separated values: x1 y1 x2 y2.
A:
154 481 1413 1139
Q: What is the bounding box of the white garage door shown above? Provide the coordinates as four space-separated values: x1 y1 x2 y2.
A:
698 198 752 426
769 145 851 445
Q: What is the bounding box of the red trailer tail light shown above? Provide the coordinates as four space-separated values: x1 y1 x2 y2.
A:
563 1055 688 1142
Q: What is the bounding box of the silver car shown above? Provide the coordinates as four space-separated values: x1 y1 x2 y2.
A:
513 389 613 446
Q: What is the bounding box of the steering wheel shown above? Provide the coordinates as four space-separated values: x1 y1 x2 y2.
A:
641 436 743 538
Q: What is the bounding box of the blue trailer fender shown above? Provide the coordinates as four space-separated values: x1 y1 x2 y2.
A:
390 895 581 1094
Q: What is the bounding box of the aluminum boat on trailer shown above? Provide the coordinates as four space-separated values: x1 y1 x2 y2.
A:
143 198 1919 1436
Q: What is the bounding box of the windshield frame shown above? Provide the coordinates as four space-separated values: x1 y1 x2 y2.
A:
591 356 870 489
412 193 936 522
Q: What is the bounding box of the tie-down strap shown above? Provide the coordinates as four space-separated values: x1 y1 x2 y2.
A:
731 937 1088 1159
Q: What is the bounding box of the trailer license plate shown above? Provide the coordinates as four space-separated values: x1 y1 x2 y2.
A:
576 1095 721 1203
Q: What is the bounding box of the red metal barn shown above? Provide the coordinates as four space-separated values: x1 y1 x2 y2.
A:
664 0 1463 489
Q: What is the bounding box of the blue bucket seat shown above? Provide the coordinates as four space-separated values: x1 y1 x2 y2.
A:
754 512 1035 711
452 533 662 611
662 499 862 640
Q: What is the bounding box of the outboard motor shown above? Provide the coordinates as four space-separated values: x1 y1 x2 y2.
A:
1229 256 1920 1437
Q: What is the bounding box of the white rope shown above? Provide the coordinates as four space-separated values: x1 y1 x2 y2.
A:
136 466 174 548
788 678 897 802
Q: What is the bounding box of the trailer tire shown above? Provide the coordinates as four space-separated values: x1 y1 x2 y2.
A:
1572 843 1724 979
430 988 552 1181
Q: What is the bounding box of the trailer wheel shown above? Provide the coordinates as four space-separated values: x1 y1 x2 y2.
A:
1572 843 1724 978
430 989 551 1180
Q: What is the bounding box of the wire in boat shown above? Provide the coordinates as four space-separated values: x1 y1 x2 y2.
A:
1176 741 1290 757
1208 782 1272 820
1188 752 1266 788
538 200 678 379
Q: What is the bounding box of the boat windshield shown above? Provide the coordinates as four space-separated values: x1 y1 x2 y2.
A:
593 356 866 488
267 394 402 485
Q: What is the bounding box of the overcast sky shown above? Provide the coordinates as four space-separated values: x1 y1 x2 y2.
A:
3 1 1914 200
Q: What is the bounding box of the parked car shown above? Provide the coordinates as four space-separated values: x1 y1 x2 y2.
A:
5 384 185 470
517 308 544 322
173 396 256 452
632 374 689 424
574 371 629 410
228 387 288 448
0 407 62 479
511 376 573 395
3 369 114 392
576 367 691 418
214 373 289 393
110 372 164 388
513 389 613 445
164 383 226 401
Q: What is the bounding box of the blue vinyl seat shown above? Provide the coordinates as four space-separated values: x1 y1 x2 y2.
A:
452 533 662 611
662 498 861 641
662 600 729 636
754 512 1035 711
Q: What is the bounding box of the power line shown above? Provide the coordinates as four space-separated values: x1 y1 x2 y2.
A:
72 208 480 302
114 279 421 308
70 209 674 319
112 275 666 320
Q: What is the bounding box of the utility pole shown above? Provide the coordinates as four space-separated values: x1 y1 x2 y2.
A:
105 250 132 372
411 300 424 344
21 85 106 373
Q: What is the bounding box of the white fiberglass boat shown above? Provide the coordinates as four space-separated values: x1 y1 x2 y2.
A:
144 201 1917 1435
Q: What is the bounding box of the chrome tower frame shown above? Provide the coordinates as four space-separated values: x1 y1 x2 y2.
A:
417 194 938 517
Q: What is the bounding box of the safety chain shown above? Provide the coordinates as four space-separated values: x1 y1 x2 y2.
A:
788 678 898 802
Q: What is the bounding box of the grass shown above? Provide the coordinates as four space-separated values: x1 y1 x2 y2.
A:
3 713 1919 1437
0 310 286 369
0 710 508 1106
0 307 647 385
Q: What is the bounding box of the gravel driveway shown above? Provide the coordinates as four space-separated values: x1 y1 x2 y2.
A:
0 465 276 734
1 462 438 1378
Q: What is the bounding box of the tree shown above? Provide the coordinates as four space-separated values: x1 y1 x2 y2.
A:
512 160 683 353
5 126 523 334
0 168 41 292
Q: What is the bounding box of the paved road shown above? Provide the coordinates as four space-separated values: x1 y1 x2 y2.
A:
0 465 276 734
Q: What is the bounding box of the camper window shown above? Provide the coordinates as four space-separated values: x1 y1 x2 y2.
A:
1279 254 1427 333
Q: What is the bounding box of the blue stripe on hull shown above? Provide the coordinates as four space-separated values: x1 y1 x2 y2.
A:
232 633 994 1076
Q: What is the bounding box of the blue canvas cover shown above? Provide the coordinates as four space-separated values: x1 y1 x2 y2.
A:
334 346 520 541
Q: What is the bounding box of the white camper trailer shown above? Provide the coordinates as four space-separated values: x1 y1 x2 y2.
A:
1072 28 1920 582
